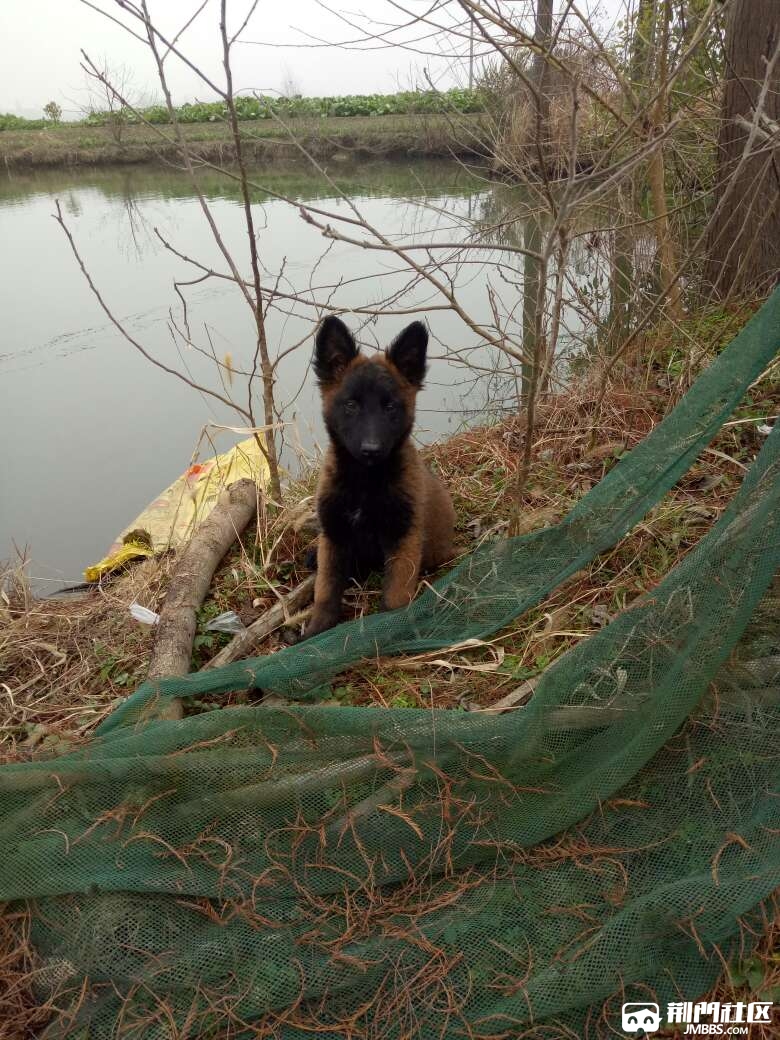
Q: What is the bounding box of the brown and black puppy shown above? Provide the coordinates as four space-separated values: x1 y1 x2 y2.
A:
304 315 455 639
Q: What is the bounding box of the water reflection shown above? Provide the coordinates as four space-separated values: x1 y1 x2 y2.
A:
0 160 617 586
0 162 491 586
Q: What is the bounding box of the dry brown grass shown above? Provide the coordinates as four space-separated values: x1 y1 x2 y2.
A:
0 905 49 1040
2 335 774 749
0 556 170 761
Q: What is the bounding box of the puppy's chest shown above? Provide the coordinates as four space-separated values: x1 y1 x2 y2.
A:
319 479 413 548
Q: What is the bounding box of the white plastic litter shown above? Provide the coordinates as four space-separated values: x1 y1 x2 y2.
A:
130 603 160 626
205 611 246 634
757 423 773 436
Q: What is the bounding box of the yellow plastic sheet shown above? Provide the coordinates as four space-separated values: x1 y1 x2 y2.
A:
85 436 268 582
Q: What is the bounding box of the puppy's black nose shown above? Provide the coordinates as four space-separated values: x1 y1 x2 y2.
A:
360 442 382 461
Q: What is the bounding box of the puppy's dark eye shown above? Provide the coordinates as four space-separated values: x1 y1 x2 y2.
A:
344 399 360 415
384 400 397 412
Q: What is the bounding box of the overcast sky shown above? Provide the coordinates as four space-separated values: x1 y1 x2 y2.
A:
0 1 627 118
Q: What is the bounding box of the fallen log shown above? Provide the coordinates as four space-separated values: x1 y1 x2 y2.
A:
203 574 315 670
148 478 258 719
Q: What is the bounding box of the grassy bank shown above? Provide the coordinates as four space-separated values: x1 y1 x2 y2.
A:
2 303 774 742
1 304 778 1035
0 113 487 169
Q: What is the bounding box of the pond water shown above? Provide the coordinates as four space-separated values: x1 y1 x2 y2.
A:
0 161 602 589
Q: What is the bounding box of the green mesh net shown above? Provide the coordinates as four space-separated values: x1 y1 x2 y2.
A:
1 291 779 1038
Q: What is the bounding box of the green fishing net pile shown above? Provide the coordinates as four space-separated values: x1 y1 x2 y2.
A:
1 292 778 1039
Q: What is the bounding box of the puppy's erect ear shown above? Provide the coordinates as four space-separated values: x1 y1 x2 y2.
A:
314 315 358 385
386 321 428 386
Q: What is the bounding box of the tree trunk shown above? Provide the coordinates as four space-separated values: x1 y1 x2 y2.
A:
148 477 258 719
629 0 656 94
608 193 634 352
521 213 543 402
647 0 683 321
647 135 683 319
706 0 780 298
530 0 554 173
521 0 554 403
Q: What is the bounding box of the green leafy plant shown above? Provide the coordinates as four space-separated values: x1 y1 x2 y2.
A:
728 954 779 997
80 88 486 128
93 643 137 687
389 692 418 708
0 112 47 130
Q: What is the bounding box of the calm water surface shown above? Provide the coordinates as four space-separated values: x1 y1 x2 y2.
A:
0 161 595 588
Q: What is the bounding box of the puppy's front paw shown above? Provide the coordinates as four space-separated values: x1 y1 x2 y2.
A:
300 606 341 641
380 590 414 613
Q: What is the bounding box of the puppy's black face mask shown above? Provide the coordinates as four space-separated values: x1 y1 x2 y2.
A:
327 363 411 465
314 317 429 467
